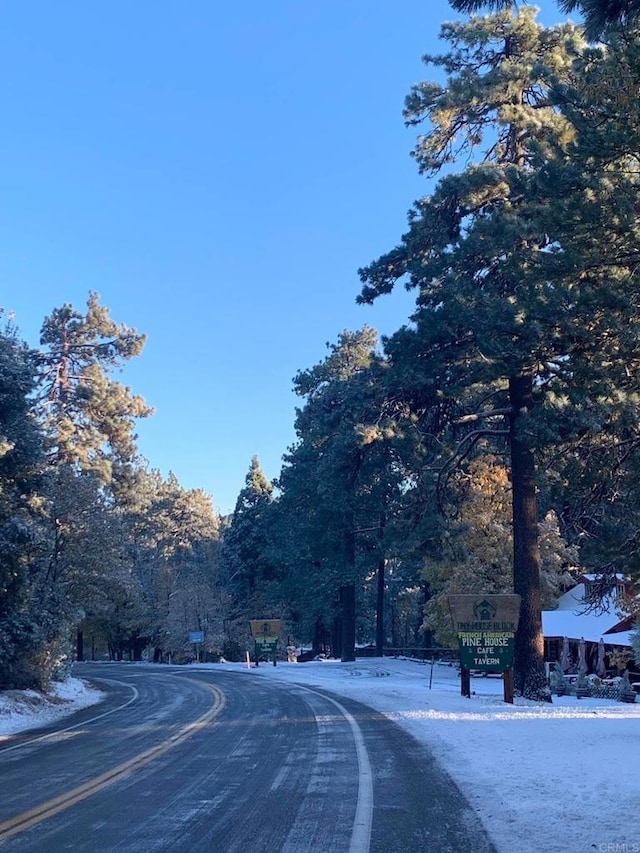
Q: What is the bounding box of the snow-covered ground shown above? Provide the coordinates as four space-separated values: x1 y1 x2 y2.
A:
1 659 638 853
0 677 103 737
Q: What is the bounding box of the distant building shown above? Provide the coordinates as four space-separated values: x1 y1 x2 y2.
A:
542 574 638 674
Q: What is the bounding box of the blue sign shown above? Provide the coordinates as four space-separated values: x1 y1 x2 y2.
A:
189 631 205 644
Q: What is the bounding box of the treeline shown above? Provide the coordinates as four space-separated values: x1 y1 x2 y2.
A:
4 0 640 698
0 295 223 689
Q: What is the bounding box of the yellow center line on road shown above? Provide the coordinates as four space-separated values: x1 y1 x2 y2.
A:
0 682 226 842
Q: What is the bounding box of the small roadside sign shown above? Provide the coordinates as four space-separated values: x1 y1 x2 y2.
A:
457 633 515 672
249 619 281 666
254 637 278 655
448 594 521 703
189 631 205 644
249 620 281 639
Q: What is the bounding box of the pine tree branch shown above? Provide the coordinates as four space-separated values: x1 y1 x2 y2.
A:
454 407 513 425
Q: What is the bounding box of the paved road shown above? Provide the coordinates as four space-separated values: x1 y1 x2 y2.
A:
0 664 496 853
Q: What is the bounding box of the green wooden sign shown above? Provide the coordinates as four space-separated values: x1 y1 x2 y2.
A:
254 637 278 656
449 594 520 674
457 632 515 672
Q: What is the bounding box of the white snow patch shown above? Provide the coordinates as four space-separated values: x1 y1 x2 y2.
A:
0 677 103 739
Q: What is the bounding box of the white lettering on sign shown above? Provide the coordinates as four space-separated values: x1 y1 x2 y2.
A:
456 621 516 631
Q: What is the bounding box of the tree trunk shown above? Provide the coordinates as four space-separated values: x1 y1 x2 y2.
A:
331 615 342 659
340 583 356 662
375 513 387 656
76 629 84 662
509 374 550 701
312 616 325 656
422 582 434 654
340 510 357 662
376 556 385 657
132 637 146 662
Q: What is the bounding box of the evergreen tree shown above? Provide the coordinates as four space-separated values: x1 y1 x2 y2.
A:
449 0 640 39
0 321 53 688
41 465 133 662
532 24 640 586
359 8 596 697
149 475 222 661
90 462 161 660
37 291 151 486
423 457 577 645
108 468 222 662
273 328 409 655
32 292 153 663
220 456 275 647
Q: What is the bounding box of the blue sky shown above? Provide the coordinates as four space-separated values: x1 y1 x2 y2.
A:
1 0 564 514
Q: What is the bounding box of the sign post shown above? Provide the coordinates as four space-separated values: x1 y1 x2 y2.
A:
448 595 520 703
188 630 205 662
249 620 282 667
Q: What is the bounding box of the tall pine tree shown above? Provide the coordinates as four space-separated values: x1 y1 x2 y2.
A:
359 8 601 698
37 291 151 486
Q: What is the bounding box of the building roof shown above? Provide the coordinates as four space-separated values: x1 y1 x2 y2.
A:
542 610 631 645
542 581 634 646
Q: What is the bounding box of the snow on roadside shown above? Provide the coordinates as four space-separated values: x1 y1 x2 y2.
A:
0 677 103 739
1 659 638 853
